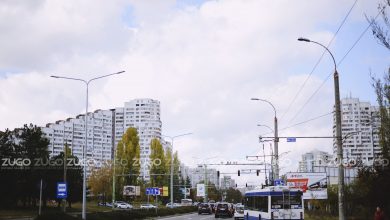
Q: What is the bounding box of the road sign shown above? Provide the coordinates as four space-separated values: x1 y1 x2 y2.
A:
57 182 67 199
287 137 296 142
274 179 285 186
146 187 160 195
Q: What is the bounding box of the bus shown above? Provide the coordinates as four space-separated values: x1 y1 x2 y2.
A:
244 186 304 220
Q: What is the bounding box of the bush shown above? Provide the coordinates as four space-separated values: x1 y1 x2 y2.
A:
35 213 79 220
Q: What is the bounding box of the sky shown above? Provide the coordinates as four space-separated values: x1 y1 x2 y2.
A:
0 0 389 186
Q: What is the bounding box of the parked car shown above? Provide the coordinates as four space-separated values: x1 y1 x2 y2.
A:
233 205 244 220
140 204 157 209
116 202 132 209
215 202 233 218
166 203 181 208
113 201 126 208
198 203 212 215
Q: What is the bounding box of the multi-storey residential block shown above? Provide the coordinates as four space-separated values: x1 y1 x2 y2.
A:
333 97 381 166
42 99 162 179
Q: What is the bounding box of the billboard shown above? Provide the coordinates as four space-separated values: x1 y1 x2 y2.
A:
163 186 169 197
123 185 141 196
286 172 327 199
197 184 205 197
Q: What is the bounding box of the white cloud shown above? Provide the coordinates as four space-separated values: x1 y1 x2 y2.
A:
0 0 383 185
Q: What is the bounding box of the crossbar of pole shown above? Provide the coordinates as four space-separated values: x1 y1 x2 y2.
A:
261 136 338 139
198 163 265 166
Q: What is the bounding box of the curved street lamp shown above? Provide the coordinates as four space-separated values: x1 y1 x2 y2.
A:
298 37 345 220
51 71 125 220
251 98 279 182
162 133 192 208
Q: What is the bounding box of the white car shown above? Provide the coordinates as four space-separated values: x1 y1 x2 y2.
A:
140 204 157 209
234 205 244 220
166 203 181 208
115 201 132 209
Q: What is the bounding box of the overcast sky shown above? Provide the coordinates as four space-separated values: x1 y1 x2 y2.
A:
0 0 389 185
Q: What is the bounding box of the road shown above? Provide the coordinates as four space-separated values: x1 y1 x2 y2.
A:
157 212 234 220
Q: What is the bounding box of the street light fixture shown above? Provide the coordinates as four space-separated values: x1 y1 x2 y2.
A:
162 133 192 208
251 98 279 183
51 71 125 220
257 124 274 133
298 36 345 220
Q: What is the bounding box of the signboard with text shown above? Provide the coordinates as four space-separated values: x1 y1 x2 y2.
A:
197 184 205 197
286 172 327 199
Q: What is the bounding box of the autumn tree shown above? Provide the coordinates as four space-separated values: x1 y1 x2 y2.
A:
88 164 112 203
114 127 140 199
149 138 168 187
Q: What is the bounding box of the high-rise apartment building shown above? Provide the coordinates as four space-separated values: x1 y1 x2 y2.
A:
298 150 333 172
42 98 162 179
333 97 381 166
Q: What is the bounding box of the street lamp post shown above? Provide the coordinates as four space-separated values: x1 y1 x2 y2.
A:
298 36 345 220
251 98 279 183
162 133 192 208
51 71 125 220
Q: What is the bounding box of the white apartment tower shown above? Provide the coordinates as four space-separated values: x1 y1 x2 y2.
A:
114 99 162 181
333 97 381 166
42 98 162 179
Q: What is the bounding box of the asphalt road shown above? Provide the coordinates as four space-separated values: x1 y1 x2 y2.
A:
157 212 234 220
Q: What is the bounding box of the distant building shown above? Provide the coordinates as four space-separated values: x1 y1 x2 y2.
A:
42 98 162 179
298 150 333 172
189 166 219 188
333 97 381 166
298 150 357 185
220 176 236 189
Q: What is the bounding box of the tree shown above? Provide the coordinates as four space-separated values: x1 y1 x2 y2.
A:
114 127 140 200
88 164 112 204
0 124 50 208
225 188 243 204
0 129 19 207
149 138 167 187
368 0 390 50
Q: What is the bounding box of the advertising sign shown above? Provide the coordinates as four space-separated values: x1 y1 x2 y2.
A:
197 184 205 197
286 172 327 199
123 185 136 196
163 186 169 197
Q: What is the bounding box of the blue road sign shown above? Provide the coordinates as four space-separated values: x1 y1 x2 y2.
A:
274 179 285 186
146 187 160 195
287 137 296 142
57 182 67 199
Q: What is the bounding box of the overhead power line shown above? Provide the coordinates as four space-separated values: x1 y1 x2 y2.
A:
286 5 385 126
280 0 359 122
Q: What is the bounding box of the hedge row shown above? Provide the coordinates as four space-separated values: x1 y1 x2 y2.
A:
35 206 198 220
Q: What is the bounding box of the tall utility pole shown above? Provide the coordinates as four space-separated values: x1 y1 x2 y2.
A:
51 71 125 220
63 144 68 212
204 164 208 203
251 98 279 182
162 133 192 208
298 37 345 220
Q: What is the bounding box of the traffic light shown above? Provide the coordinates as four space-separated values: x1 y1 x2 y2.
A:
235 184 237 188
256 170 260 176
217 171 220 178
246 183 248 187
238 170 240 176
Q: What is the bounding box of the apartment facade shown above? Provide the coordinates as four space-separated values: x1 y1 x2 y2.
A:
333 97 381 166
298 150 333 172
42 98 162 179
